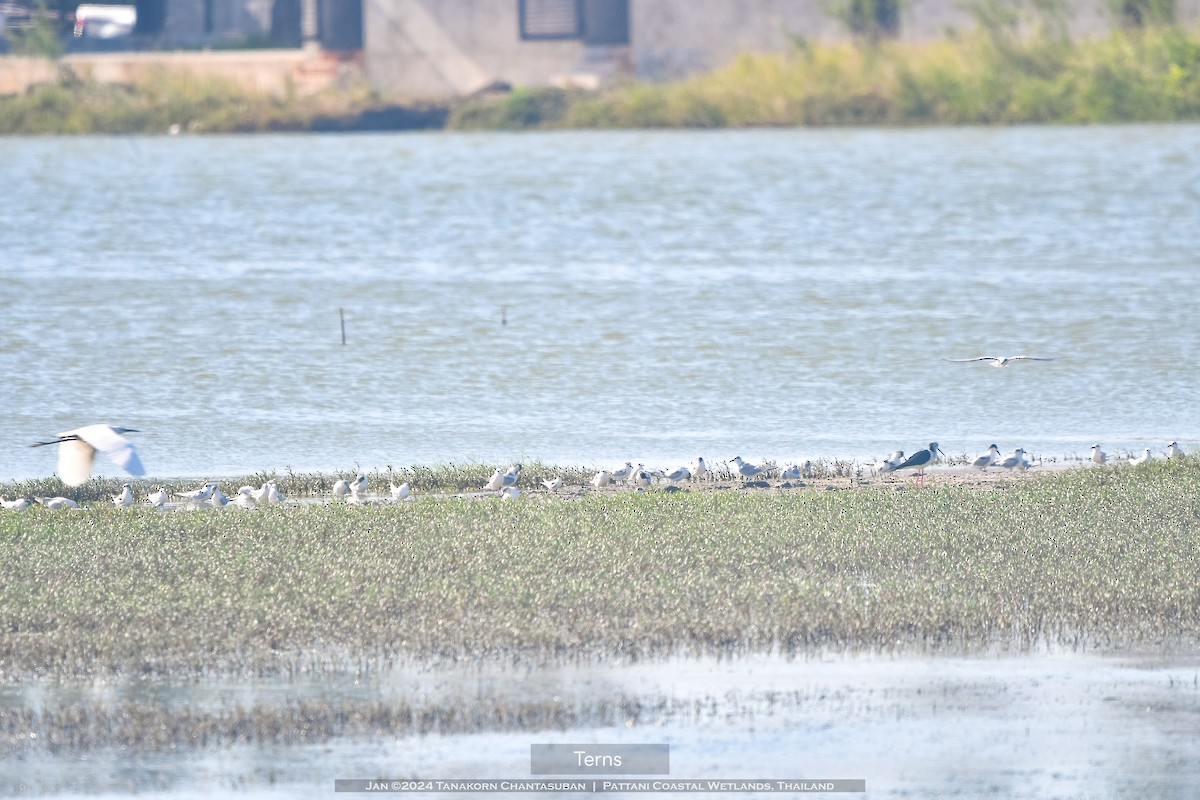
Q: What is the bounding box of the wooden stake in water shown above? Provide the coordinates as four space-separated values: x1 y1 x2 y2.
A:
340 308 346 345
501 305 508 326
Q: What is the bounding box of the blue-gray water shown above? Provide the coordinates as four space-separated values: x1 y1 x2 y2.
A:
4 652 1199 798
2 126 1198 483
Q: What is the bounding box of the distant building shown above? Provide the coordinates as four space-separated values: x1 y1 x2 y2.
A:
128 0 360 49
364 0 1200 99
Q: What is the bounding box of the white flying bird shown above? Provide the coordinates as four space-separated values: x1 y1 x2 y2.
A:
946 356 1056 367
31 424 144 487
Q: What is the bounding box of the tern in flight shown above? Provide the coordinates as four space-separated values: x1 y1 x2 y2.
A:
30 424 144 487
946 356 1056 367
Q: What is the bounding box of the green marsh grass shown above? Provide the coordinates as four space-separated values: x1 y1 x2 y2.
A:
2 461 1198 680
451 26 1200 128
0 70 444 134
3 24 1198 133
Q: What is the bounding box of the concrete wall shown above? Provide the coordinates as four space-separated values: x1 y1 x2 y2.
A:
365 0 1200 98
366 0 622 98
630 0 1200 79
630 0 834 80
0 50 361 96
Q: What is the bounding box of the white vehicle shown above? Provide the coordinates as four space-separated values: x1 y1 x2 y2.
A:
73 4 135 39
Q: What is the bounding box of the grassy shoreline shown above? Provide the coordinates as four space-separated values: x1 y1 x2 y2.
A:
2 461 1198 681
3 461 1198 755
483 26 1200 128
3 26 1199 133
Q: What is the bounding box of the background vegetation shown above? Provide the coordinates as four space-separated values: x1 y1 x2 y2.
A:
2 7 1199 132
0 70 445 134
452 25 1200 129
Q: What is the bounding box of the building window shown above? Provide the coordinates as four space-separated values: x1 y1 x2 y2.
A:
582 0 627 45
519 0 582 40
518 0 628 43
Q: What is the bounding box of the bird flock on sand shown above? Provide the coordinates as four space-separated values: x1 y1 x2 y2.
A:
3 423 1191 511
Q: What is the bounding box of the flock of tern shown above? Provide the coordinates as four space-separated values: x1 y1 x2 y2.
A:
4 423 1191 511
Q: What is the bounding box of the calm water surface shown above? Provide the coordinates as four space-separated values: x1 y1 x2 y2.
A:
3 652 1199 798
2 127 1199 480
4 126 1200 792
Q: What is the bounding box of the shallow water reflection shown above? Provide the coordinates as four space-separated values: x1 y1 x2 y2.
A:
3 651 1199 798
